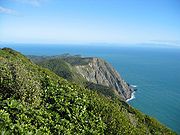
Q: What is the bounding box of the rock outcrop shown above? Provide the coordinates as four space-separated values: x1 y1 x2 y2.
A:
74 57 133 100
29 55 134 100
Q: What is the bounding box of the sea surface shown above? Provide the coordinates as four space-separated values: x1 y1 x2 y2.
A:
1 44 180 133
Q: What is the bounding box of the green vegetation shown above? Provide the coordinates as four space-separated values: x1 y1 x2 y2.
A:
30 55 121 99
31 56 88 87
84 82 119 100
0 48 176 134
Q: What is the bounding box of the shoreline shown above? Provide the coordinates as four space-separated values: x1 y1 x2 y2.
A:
126 85 137 102
126 91 135 102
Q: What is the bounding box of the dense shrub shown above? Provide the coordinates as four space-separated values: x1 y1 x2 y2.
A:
0 48 176 134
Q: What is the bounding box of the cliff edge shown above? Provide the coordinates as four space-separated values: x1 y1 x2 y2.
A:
30 55 134 100
74 57 133 100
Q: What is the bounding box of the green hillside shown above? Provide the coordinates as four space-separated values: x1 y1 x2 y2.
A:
30 56 87 85
29 55 123 100
0 48 176 134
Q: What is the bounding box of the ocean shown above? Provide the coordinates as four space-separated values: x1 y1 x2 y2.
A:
1 44 180 133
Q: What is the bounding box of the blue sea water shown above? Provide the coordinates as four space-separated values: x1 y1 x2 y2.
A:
1 44 180 133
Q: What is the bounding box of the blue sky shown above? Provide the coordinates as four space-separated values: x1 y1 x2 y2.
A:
0 0 180 45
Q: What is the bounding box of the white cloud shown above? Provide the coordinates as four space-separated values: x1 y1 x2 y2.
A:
0 6 17 15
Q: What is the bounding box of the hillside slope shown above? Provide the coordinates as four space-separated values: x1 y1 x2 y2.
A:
0 48 176 134
29 55 133 100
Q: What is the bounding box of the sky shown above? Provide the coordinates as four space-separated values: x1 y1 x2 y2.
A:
0 0 180 45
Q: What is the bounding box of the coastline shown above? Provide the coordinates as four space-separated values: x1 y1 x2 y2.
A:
126 85 137 102
126 91 135 102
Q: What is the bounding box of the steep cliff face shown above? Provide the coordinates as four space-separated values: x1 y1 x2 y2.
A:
29 55 133 100
74 58 133 100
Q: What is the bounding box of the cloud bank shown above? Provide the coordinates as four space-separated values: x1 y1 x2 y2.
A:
0 6 17 15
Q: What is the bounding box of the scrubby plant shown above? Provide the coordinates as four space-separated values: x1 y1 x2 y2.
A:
0 48 176 134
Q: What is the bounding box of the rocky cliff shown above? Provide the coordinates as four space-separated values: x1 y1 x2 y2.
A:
29 55 134 100
74 57 133 100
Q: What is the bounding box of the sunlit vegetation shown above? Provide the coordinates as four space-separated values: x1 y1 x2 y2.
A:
29 55 121 99
0 48 176 134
